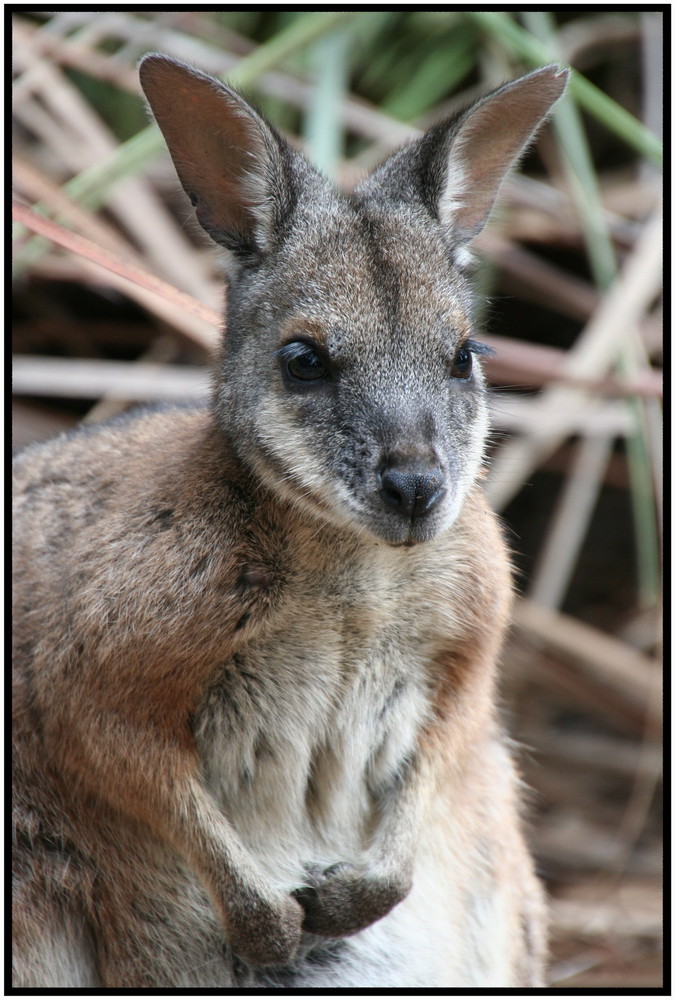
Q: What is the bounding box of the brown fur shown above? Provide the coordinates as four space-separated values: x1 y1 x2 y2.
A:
13 57 567 988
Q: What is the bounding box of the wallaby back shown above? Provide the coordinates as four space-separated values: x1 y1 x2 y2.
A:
13 57 567 988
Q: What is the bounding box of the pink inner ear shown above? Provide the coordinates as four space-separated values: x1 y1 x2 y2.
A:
140 58 269 244
443 68 567 241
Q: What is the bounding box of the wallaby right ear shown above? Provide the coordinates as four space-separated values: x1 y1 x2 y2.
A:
139 55 297 258
358 64 568 250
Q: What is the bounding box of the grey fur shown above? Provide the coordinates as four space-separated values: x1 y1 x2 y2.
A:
12 56 567 988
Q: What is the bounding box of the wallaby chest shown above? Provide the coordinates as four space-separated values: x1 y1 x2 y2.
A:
193 527 452 874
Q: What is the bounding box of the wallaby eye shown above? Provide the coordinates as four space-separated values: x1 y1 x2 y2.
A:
277 342 329 384
450 345 473 379
288 351 327 381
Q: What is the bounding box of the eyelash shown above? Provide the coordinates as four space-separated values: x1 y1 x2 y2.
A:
464 339 494 357
274 342 318 363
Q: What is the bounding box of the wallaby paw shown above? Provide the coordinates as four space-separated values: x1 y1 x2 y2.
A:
293 863 411 937
226 892 304 967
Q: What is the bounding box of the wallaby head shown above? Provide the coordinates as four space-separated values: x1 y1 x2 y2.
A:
140 57 567 546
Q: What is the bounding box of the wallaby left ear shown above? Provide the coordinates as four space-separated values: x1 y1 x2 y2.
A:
362 65 569 246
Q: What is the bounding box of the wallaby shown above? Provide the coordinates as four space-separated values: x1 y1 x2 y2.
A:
12 56 568 988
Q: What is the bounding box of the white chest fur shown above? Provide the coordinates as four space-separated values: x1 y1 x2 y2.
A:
193 538 447 892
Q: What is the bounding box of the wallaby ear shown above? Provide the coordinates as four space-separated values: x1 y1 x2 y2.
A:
139 55 297 258
436 65 569 241
361 65 569 247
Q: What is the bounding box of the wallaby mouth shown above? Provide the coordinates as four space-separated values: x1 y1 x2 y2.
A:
372 504 451 547
383 523 445 548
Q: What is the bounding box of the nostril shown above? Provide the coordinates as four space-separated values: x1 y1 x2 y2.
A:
381 481 406 509
379 467 445 519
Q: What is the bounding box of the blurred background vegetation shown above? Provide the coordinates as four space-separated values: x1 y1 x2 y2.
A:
12 10 663 989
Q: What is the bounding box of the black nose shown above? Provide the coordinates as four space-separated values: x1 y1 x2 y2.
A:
379 466 446 519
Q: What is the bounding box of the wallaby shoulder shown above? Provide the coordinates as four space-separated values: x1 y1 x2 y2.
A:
13 407 284 734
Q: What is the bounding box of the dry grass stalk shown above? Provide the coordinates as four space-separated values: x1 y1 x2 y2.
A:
13 202 221 352
487 205 662 510
12 356 210 402
513 599 661 729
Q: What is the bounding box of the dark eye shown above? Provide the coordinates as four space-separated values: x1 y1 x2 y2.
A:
450 345 473 379
277 342 329 383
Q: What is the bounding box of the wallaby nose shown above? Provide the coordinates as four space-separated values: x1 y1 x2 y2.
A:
379 465 446 519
